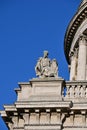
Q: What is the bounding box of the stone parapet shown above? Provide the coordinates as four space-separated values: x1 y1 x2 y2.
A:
64 81 87 102
0 78 71 130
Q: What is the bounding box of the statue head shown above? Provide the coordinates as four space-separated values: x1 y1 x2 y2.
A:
43 50 49 58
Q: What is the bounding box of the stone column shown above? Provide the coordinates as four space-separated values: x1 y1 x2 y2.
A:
23 109 30 125
77 35 87 80
70 50 77 81
35 109 40 124
81 111 86 126
12 113 18 128
46 109 50 124
56 109 61 124
70 111 74 125
8 122 13 130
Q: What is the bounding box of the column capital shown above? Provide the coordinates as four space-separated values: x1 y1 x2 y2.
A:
56 109 61 113
81 110 86 115
24 109 30 113
77 34 87 80
46 109 50 113
79 34 87 45
13 112 18 116
70 111 74 115
69 50 74 58
35 109 40 113
69 48 78 62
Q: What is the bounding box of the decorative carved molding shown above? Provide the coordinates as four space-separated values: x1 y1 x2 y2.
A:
79 34 87 43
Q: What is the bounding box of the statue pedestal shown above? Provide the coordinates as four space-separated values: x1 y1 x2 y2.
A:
15 77 71 110
30 77 64 101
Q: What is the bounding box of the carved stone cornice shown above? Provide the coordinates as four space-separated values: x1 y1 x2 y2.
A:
64 1 87 64
79 0 87 9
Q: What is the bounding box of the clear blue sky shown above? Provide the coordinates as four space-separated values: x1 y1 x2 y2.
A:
0 0 81 129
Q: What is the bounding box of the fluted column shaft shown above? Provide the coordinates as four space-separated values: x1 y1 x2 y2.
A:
70 53 77 80
77 35 87 80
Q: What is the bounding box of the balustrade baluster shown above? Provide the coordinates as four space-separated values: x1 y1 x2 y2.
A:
80 85 86 97
65 82 87 99
75 85 80 97
85 86 87 98
66 85 70 98
70 85 75 98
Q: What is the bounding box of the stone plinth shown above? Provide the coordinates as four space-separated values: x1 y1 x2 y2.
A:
30 77 64 101
15 77 64 102
0 78 71 130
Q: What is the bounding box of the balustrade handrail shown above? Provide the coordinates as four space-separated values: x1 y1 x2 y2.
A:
66 80 87 85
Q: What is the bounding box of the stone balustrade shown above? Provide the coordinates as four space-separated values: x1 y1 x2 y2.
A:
63 81 87 99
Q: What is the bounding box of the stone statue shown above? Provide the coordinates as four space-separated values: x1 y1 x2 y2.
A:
35 51 58 78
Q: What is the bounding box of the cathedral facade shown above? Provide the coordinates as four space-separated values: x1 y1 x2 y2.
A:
1 0 87 130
